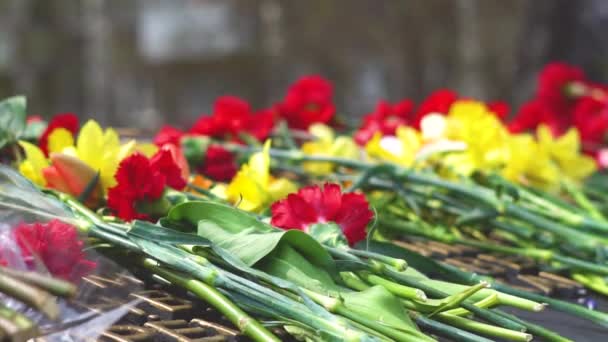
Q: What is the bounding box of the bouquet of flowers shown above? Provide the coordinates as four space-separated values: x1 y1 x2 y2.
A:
1 64 608 341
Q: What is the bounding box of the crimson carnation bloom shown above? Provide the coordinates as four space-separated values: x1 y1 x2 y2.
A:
154 125 184 146
276 75 335 130
197 145 237 181
38 113 79 155
508 99 564 135
412 89 458 128
537 62 586 105
572 97 608 152
354 99 414 145
108 148 187 221
271 183 373 246
10 220 96 282
189 96 274 142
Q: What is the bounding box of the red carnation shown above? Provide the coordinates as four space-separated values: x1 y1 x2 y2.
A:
150 146 188 190
271 183 373 245
9 220 96 282
537 62 586 106
508 100 561 134
154 125 184 146
276 75 335 130
572 97 608 153
108 148 186 221
39 113 79 155
412 89 458 128
197 145 237 181
189 96 274 142
355 99 414 145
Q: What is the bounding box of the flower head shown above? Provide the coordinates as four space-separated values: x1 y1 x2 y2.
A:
19 120 136 196
276 75 335 130
10 220 96 282
355 99 414 145
38 113 79 156
412 89 458 128
225 141 296 212
197 145 238 181
302 124 359 174
108 148 186 221
271 183 373 246
189 96 274 142
537 62 586 105
154 125 184 146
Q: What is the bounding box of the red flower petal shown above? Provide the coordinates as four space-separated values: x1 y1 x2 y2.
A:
334 193 374 245
198 145 237 181
150 146 187 190
276 75 335 130
13 220 96 282
354 99 414 145
271 183 373 246
412 89 458 128
154 125 184 146
38 113 79 156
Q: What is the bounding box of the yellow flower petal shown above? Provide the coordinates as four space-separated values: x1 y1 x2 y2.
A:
76 120 104 170
247 140 271 187
17 141 49 186
136 143 158 158
47 128 74 154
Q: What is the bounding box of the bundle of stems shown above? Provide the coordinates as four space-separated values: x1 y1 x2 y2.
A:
0 169 568 342
221 144 608 328
0 266 77 341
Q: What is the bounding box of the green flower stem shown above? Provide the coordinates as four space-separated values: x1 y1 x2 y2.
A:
380 240 608 328
142 258 280 342
562 180 607 222
301 289 435 342
381 268 527 332
504 204 607 251
358 272 427 301
347 248 408 271
571 272 608 296
443 294 500 316
0 272 59 320
0 304 37 341
435 314 532 342
412 313 495 342
0 266 77 298
492 309 573 342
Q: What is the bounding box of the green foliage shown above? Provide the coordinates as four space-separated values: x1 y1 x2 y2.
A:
0 96 27 149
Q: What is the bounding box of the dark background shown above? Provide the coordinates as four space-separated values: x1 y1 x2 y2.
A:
1 0 607 130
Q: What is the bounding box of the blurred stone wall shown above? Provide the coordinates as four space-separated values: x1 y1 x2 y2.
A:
0 0 606 130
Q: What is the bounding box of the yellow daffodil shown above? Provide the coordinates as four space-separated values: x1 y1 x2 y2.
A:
365 126 422 167
442 100 510 175
46 120 136 192
19 120 136 195
226 140 297 212
536 125 596 182
501 134 560 191
301 124 359 174
18 141 49 186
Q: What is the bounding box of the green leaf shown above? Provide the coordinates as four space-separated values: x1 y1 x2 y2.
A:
0 96 27 149
256 243 342 292
167 201 274 233
308 222 349 248
129 220 211 246
20 120 47 141
198 220 337 284
341 285 418 331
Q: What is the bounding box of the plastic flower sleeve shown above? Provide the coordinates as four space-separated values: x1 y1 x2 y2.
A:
0 166 140 341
